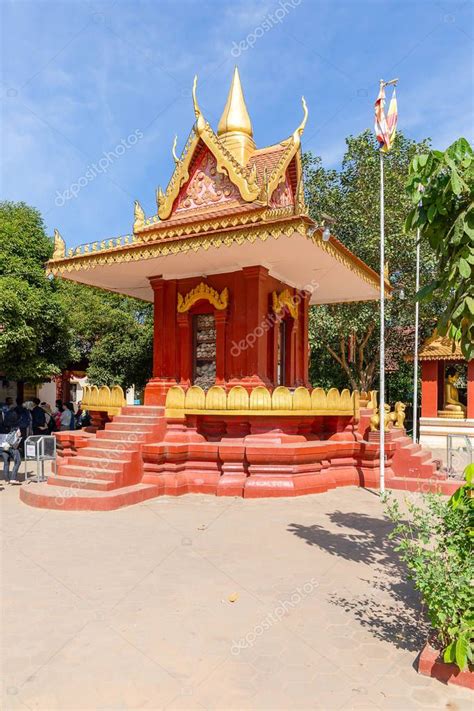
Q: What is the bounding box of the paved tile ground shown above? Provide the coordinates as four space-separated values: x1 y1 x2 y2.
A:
1 472 472 710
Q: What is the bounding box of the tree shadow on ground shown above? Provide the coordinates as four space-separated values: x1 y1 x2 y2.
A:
287 511 429 652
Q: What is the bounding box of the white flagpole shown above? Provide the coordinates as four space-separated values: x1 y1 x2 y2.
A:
379 151 386 494
412 227 421 442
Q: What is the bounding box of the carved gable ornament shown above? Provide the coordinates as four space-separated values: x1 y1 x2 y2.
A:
272 289 298 320
177 282 229 313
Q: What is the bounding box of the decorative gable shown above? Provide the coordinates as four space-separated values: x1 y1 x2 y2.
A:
174 150 241 215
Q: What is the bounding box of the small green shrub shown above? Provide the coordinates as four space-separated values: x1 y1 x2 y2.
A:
384 464 474 671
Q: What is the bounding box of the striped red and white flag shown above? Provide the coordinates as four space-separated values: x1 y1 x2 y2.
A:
375 84 398 152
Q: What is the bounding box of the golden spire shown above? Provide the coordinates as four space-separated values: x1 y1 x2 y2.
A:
217 67 255 165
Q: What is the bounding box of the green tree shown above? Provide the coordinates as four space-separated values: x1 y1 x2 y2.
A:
0 201 72 382
56 280 153 392
405 138 474 359
305 131 440 398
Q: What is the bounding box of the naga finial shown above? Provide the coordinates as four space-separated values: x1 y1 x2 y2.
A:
156 187 165 210
293 96 309 146
192 75 200 119
52 228 65 260
172 134 179 164
133 200 145 232
192 75 206 133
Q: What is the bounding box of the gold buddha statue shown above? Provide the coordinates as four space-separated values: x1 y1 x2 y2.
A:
441 367 466 418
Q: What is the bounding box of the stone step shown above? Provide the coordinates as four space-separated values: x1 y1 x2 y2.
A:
401 443 422 453
410 450 432 463
48 474 118 491
121 406 164 416
105 422 156 433
96 430 147 443
113 415 164 425
78 446 134 459
87 439 142 452
405 465 439 479
72 455 131 468
386 476 460 495
57 464 121 481
20 482 162 511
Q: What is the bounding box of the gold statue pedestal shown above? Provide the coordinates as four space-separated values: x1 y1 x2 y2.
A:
437 409 466 420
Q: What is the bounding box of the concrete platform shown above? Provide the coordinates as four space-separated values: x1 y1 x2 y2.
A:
1 480 472 710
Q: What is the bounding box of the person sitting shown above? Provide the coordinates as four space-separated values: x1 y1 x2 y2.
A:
31 397 48 436
1 428 22 484
444 367 466 416
1 398 18 434
60 402 76 431
13 399 31 455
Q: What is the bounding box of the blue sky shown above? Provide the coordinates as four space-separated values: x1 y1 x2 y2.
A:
2 0 473 248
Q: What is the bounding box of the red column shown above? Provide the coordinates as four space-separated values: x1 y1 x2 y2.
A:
437 362 445 412
149 276 164 378
300 291 311 387
467 360 474 419
177 312 192 387
242 266 270 385
228 271 246 380
144 276 179 405
162 279 178 379
421 360 439 417
214 310 227 385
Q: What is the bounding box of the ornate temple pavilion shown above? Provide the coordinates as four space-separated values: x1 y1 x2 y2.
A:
49 68 385 405
23 68 455 512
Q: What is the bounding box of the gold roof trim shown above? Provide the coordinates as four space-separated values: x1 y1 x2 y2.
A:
47 218 384 296
155 128 201 221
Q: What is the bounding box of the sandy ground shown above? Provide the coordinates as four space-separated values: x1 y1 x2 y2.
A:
1 474 472 710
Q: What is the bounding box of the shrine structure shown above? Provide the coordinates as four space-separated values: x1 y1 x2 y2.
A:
21 69 455 511
417 333 474 452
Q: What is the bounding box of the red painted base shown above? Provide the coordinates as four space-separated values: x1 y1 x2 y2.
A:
20 407 463 511
418 643 474 689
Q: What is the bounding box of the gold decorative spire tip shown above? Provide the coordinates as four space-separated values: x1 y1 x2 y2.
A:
217 66 253 138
